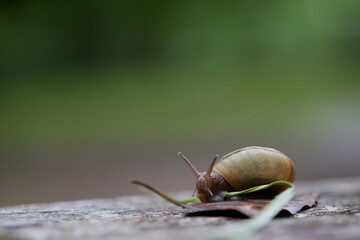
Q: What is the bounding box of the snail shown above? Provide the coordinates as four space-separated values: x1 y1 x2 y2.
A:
178 146 295 203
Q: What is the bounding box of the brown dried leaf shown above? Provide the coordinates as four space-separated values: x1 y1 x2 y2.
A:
185 192 319 217
131 179 319 218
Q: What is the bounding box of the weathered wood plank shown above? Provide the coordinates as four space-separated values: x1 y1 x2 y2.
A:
1 177 360 240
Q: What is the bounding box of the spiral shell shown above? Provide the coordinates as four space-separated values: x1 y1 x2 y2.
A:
213 146 295 190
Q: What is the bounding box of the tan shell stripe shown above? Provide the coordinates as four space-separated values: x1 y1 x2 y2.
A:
221 146 282 160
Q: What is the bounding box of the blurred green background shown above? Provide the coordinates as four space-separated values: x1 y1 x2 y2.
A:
1 0 360 206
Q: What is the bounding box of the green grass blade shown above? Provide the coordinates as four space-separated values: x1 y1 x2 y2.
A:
179 198 201 204
216 185 295 240
224 180 293 199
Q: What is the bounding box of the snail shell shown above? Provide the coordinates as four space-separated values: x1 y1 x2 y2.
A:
179 146 295 202
214 146 295 190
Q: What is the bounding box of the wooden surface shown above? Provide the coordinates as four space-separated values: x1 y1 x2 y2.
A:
1 177 360 240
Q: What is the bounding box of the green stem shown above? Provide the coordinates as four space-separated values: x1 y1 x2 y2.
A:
131 179 186 208
225 181 293 199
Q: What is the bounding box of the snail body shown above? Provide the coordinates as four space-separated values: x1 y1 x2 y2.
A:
179 146 295 203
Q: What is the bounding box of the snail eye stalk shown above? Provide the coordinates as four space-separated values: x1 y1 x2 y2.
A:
178 152 200 178
205 154 218 179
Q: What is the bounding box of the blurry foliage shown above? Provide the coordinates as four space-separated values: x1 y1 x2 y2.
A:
1 0 360 72
0 0 360 148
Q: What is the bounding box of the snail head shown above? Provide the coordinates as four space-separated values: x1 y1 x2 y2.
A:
178 152 218 203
